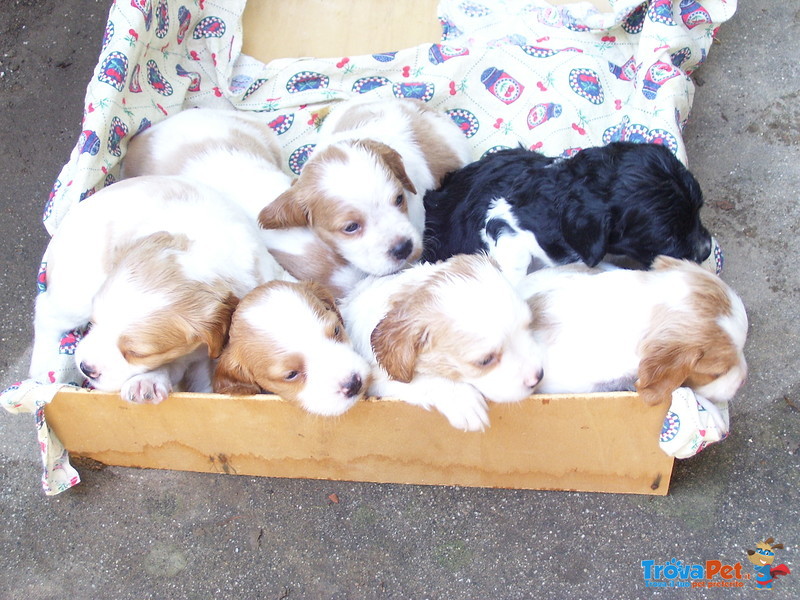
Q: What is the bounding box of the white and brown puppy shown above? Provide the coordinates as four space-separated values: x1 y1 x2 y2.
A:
259 97 473 278
518 257 748 405
122 107 363 298
30 176 286 402
213 280 371 416
340 254 544 431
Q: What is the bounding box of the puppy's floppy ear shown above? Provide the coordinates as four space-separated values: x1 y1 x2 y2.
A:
636 340 702 406
370 295 429 383
359 140 417 195
561 208 610 267
258 187 311 229
303 280 344 322
212 348 262 395
201 292 240 359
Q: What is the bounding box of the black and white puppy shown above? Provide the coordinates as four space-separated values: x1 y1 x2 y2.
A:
423 142 713 283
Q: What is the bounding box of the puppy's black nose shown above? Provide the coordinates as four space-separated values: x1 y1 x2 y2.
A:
341 373 363 398
390 238 413 261
694 229 713 262
79 361 100 380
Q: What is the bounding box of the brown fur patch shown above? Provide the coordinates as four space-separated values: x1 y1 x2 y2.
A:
636 261 740 405
212 280 348 400
267 236 350 298
258 145 350 230
408 109 465 187
371 255 501 383
111 232 239 367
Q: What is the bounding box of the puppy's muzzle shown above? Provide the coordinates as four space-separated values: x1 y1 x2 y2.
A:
341 373 364 398
79 361 101 381
693 227 713 262
390 238 414 262
526 368 544 390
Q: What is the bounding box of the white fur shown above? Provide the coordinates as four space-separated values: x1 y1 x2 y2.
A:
30 176 286 401
340 254 544 430
122 108 361 296
235 285 370 416
303 97 473 277
122 107 291 221
518 259 749 403
481 196 554 283
315 148 424 276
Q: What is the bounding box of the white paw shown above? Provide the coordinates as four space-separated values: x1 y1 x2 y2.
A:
434 386 489 432
121 373 171 404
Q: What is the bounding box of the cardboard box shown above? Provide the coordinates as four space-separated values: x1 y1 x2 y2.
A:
43 0 675 495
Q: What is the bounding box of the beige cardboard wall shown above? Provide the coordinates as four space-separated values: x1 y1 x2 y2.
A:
242 0 612 62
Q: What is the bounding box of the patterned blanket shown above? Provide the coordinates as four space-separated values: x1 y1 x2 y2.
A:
1 0 737 494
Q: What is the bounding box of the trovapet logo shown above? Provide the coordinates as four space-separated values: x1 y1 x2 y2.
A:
641 537 791 590
640 558 747 589
746 537 792 591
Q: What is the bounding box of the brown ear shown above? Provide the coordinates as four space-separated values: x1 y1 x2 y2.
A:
303 280 344 321
201 293 240 359
370 301 429 383
636 342 702 406
212 350 262 395
358 140 417 195
258 187 311 229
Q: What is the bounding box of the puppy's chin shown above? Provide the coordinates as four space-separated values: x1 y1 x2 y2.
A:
297 393 361 417
336 238 422 277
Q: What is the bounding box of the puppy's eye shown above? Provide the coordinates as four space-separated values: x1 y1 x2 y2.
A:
342 221 361 235
284 370 300 381
394 194 404 207
476 353 498 368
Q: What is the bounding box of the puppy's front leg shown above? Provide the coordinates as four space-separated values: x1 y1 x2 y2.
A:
369 369 489 431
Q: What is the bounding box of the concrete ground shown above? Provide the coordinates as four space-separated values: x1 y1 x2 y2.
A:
1 1 798 598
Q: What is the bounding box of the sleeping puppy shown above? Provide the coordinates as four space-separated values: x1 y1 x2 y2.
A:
259 97 473 279
213 280 371 417
30 176 286 402
518 256 748 405
122 107 362 297
340 254 544 431
423 142 713 283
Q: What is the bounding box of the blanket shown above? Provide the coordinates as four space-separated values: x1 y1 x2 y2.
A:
1 0 737 494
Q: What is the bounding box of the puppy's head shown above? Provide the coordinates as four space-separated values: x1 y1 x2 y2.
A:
635 257 748 405
213 280 370 416
75 233 238 391
370 254 544 402
606 143 713 266
258 141 422 276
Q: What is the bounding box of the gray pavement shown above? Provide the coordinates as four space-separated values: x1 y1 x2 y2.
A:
1 1 798 599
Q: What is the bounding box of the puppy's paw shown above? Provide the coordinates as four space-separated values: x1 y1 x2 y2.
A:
434 386 489 432
121 373 171 404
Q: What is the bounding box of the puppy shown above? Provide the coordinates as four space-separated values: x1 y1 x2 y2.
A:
213 280 371 417
518 256 748 405
424 142 713 283
340 254 544 431
259 97 473 278
122 107 362 298
30 176 285 402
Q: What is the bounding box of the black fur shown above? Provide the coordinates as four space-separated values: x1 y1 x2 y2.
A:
423 142 712 268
